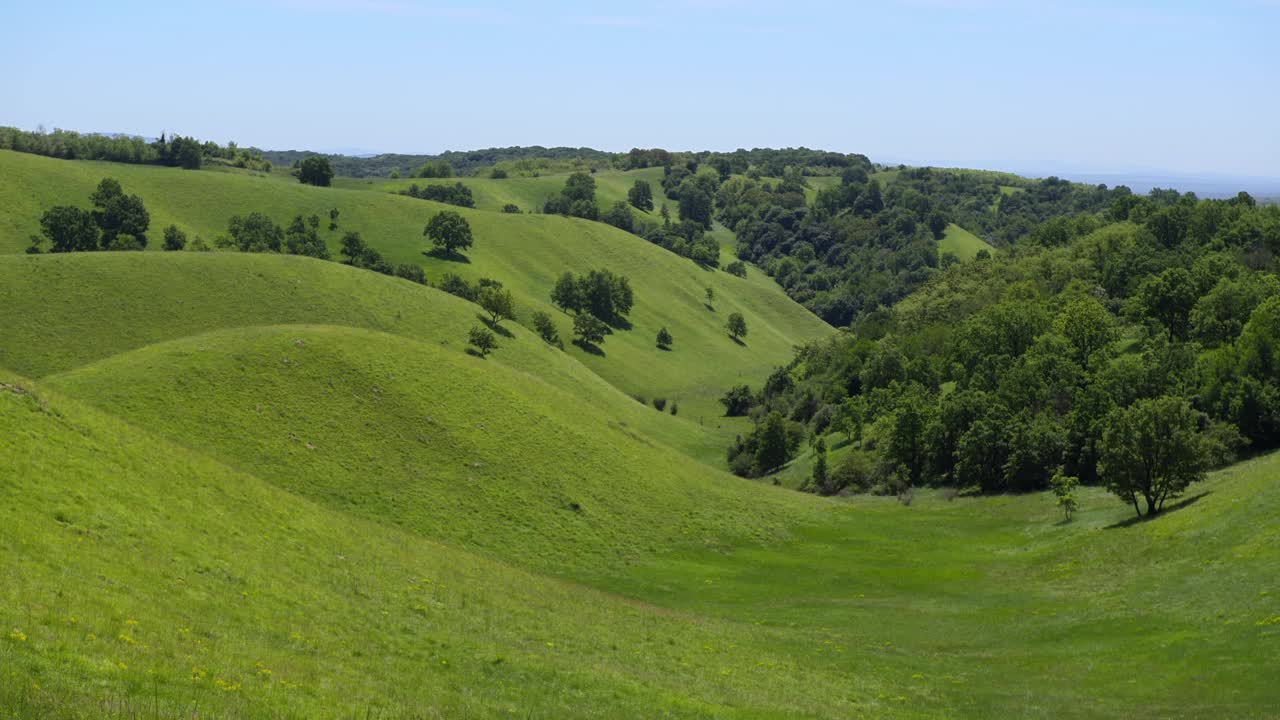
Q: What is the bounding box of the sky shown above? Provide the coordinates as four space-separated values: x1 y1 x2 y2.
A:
3 0 1278 178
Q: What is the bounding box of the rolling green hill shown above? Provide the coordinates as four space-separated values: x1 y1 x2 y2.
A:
0 150 832 431
43 324 820 576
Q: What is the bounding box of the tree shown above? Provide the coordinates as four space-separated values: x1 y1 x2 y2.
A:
628 180 654 211
478 286 516 326
298 155 334 186
394 264 426 284
677 180 713 228
468 326 497 357
1098 396 1209 517
227 213 284 252
1136 267 1198 340
656 327 673 349
284 215 330 259
1051 471 1080 521
705 286 715 306
551 271 583 313
602 201 634 233
720 384 753 416
726 312 748 340
755 411 790 474
1054 296 1115 370
91 179 150 248
339 231 367 264
425 211 474 256
726 260 747 278
532 311 561 347
40 206 99 252
162 224 187 251
573 312 608 346
811 437 830 493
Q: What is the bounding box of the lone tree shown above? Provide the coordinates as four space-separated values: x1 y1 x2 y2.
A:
656 327 673 349
726 312 748 341
573 312 608 346
298 155 334 187
468 326 497 357
810 437 830 493
1051 471 1080 521
719 384 753 416
478 286 516 327
425 211 474 257
705 286 715 306
1098 396 1209 517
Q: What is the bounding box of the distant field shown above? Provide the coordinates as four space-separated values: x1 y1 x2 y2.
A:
939 223 996 260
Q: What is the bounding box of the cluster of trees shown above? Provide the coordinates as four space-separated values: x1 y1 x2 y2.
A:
543 172 600 220
722 188 1280 516
29 178 156 252
550 269 635 348
259 146 616 179
400 182 475 208
1 127 270 171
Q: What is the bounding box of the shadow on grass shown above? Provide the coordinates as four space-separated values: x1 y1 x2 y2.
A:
704 303 716 312
729 335 746 347
477 315 514 338
657 344 672 352
464 348 489 359
607 316 633 332
572 339 605 357
424 248 471 264
1105 491 1212 529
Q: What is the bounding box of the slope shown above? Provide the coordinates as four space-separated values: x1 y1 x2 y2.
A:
44 325 822 577
938 223 995 260
0 252 726 464
0 374 870 719
0 151 833 425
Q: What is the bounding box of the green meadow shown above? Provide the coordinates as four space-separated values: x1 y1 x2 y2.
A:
2 151 1277 719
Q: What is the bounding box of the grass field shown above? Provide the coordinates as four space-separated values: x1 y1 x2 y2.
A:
938 223 996 260
0 151 831 431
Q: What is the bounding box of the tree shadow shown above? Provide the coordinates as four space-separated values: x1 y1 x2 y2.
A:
1105 491 1212 529
607 316 633 332
424 248 471 263
704 303 716 312
729 335 746 346
572 339 606 357
657 344 672 352
477 315 514 338
464 348 489 359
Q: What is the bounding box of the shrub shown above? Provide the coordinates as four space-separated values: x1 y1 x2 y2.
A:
162 224 187 251
532 312 561 348
725 260 747 277
653 398 667 411
502 203 521 214
670 402 678 416
656 327 673 349
394 264 427 284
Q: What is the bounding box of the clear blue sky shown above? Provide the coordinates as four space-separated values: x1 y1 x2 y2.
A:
3 0 1277 176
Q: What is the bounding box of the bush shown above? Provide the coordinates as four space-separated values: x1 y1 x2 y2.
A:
502 203 521 214
653 398 667 411
297 156 334 187
725 260 747 278
394 264 427 284
490 167 508 179
670 402 678 416
162 224 187 251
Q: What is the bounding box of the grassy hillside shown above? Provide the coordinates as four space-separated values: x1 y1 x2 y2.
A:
938 223 995 260
4 370 1277 717
0 150 832 428
44 324 819 576
0 375 861 719
0 252 730 464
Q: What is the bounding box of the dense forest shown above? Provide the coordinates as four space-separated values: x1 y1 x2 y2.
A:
725 186 1280 514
